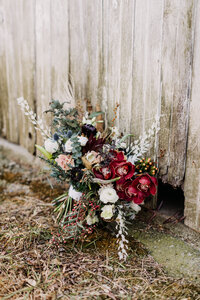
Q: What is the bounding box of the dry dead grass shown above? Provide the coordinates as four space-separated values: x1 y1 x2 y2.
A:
0 155 200 299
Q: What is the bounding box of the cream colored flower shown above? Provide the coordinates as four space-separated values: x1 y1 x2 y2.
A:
101 205 114 220
85 151 102 165
98 185 119 204
86 211 99 225
64 139 73 153
44 139 59 154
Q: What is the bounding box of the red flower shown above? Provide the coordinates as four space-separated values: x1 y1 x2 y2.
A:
131 174 157 195
116 180 145 203
110 150 125 162
127 174 157 204
111 160 135 183
116 174 157 204
93 163 116 180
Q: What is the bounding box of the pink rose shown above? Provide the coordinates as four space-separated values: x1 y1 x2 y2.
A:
55 154 74 172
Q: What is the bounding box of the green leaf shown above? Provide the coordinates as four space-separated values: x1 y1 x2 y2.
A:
35 145 52 160
92 177 121 184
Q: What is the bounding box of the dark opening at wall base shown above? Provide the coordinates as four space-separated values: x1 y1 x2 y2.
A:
157 180 185 219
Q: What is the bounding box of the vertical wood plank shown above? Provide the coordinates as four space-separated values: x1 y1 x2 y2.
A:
69 0 102 110
158 0 194 186
131 0 163 140
118 0 135 135
0 0 35 152
184 0 200 231
102 0 122 128
19 0 36 152
50 0 71 107
0 0 9 138
1 0 21 143
35 0 51 145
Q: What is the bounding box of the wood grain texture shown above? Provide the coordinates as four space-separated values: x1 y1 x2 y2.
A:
35 0 52 146
184 0 200 231
51 0 70 106
158 0 194 186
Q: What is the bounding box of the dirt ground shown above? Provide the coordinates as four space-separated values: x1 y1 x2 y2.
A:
0 140 200 300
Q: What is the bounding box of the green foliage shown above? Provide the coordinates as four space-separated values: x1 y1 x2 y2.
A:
35 145 52 160
40 156 70 182
70 135 82 166
45 100 80 134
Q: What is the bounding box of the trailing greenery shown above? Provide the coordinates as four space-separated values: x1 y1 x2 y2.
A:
45 100 80 135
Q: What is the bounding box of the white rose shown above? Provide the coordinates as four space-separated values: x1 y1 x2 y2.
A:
44 139 59 154
98 185 119 204
86 211 99 225
78 136 88 146
68 185 82 201
101 205 114 220
130 202 141 213
64 139 73 153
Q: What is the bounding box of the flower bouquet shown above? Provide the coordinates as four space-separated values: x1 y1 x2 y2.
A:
17 93 159 260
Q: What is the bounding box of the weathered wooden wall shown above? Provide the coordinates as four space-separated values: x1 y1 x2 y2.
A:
0 0 199 231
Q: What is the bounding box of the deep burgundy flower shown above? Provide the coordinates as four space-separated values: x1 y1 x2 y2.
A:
111 160 135 183
131 174 157 195
93 163 116 180
116 179 146 204
115 174 157 204
82 124 97 138
127 174 158 204
109 150 125 162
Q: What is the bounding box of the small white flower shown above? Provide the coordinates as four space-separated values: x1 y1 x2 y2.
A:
78 136 88 146
44 139 59 154
130 202 141 213
86 211 99 225
101 204 114 220
98 185 119 204
68 185 82 201
64 139 73 153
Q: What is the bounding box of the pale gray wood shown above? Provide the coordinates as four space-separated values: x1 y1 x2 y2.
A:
131 0 163 149
102 0 122 128
0 0 35 152
158 0 194 186
184 0 200 231
35 0 52 146
68 0 102 112
51 0 70 106
0 0 9 138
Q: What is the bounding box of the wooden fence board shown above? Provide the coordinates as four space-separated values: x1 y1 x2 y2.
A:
131 0 163 154
51 0 70 106
184 0 200 231
0 0 9 138
159 0 194 186
35 0 52 145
